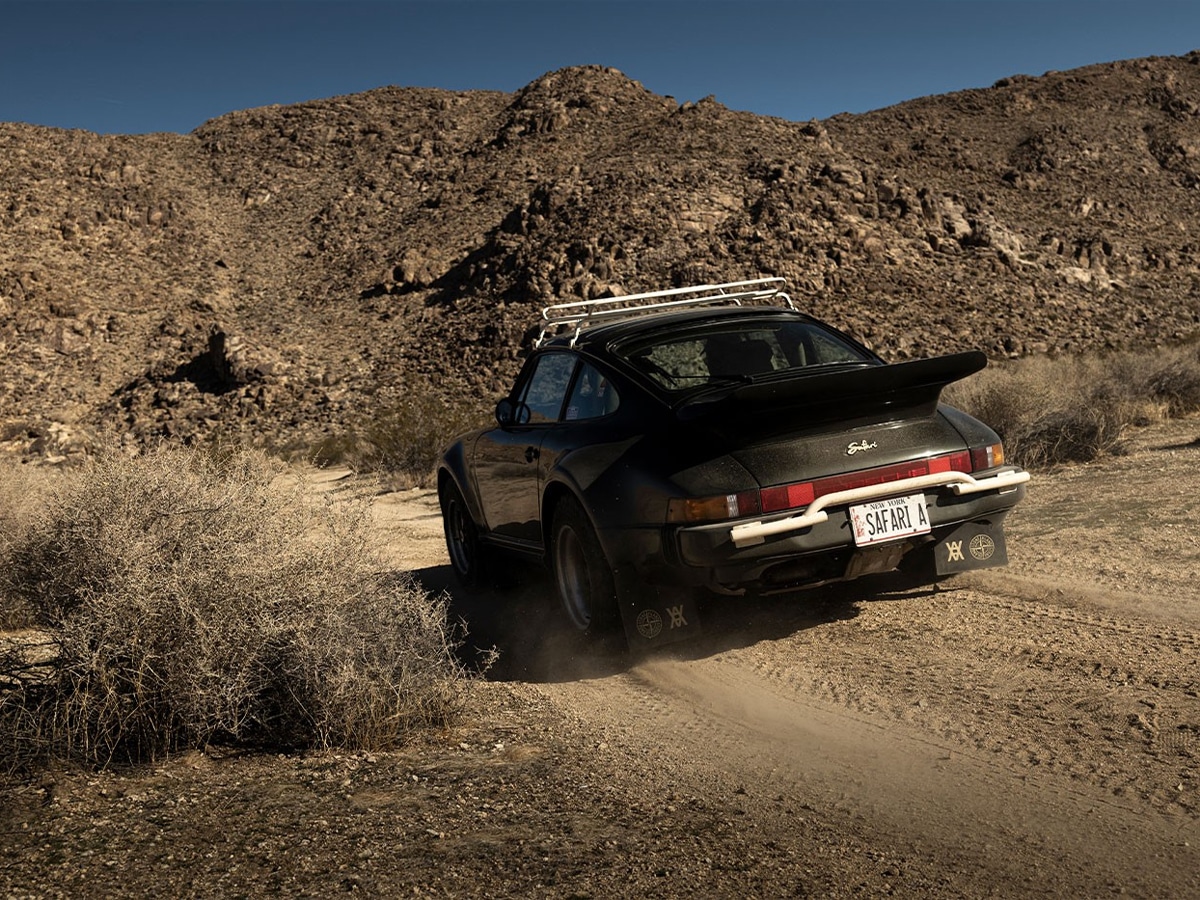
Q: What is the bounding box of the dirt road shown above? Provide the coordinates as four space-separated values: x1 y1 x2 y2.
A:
4 418 1198 898
376 415 1200 897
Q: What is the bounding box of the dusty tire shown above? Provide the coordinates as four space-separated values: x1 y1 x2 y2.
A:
550 496 619 635
440 480 487 589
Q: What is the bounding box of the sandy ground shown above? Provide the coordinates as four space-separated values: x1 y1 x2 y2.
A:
3 416 1200 897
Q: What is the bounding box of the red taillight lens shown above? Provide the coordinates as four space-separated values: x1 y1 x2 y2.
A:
668 450 982 524
760 481 815 512
945 450 973 473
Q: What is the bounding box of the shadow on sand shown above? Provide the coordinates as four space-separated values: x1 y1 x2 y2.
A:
411 561 941 685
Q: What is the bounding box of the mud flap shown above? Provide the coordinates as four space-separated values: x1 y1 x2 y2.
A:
934 521 1009 574
615 584 702 650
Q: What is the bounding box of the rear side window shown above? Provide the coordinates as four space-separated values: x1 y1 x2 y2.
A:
519 352 578 423
620 321 873 390
564 363 619 421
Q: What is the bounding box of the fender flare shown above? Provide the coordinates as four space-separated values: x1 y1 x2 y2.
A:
438 440 486 531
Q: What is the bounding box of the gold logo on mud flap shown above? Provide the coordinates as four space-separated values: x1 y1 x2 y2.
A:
636 609 663 639
969 534 996 560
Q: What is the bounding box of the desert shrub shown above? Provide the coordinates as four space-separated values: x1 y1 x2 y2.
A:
313 393 488 486
0 448 466 770
945 343 1200 468
1112 343 1200 418
0 461 54 629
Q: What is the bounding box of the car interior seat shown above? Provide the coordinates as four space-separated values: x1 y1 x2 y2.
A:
704 335 776 378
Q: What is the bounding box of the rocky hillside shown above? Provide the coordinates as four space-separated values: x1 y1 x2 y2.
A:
4 55 1200 460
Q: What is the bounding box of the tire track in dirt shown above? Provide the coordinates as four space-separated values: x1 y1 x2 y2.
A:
533 559 1200 896
728 579 1200 818
541 639 1199 898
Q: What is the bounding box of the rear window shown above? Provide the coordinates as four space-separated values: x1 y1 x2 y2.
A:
618 321 875 391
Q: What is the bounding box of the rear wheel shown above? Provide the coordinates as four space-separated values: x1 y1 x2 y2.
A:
440 480 486 588
550 496 618 634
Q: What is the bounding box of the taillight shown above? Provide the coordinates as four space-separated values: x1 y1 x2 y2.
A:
667 449 984 524
667 490 761 523
970 442 1005 470
760 482 815 512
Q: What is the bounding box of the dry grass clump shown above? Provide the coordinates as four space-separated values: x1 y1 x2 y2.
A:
945 342 1200 468
312 393 487 487
0 460 54 630
0 448 466 770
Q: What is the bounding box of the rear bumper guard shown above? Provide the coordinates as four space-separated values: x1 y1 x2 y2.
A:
728 468 1030 548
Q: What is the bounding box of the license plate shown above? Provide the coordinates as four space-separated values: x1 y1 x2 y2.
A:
849 493 930 547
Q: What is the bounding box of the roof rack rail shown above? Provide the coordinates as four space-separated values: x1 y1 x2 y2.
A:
534 277 794 347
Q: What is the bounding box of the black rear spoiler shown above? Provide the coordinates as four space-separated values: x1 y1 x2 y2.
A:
675 351 987 432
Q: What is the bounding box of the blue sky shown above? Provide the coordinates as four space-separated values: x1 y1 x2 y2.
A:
3 1 1199 135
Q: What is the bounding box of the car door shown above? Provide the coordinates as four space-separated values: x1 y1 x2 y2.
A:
473 351 579 546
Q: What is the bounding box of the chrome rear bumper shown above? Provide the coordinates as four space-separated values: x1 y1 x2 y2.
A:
727 468 1029 548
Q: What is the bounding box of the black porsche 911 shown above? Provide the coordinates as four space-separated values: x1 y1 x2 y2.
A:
438 278 1028 647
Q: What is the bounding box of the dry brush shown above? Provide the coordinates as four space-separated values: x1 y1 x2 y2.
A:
0 448 467 770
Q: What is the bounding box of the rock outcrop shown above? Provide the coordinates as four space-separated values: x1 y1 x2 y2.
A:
4 56 1200 458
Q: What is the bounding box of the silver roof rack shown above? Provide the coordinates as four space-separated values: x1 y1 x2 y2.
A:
534 277 794 347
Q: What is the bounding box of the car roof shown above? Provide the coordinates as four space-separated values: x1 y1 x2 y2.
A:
540 305 821 353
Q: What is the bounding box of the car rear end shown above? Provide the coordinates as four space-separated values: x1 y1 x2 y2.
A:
610 313 1028 595
669 422 1026 594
